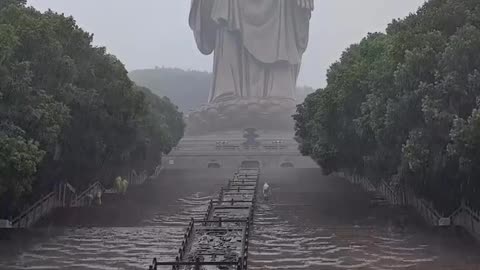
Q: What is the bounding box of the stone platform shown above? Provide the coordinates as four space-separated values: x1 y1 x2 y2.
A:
185 97 297 136
162 130 318 169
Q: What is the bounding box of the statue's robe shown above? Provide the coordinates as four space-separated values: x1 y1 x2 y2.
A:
190 0 312 103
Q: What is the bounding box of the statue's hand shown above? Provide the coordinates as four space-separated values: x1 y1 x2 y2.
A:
296 0 314 10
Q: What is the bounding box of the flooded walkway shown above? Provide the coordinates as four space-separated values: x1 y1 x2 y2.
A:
250 203 480 270
0 170 232 270
1 169 479 269
0 193 212 270
150 168 259 270
250 169 480 270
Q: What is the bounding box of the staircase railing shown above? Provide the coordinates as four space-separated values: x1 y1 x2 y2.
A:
70 181 105 207
406 189 443 226
128 169 149 186
378 181 402 205
150 167 259 270
463 203 480 222
6 163 207 229
11 191 60 228
344 173 375 192
450 202 480 240
340 170 480 240
153 165 163 177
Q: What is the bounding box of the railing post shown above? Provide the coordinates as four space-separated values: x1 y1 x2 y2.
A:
195 257 200 270
152 258 157 270
174 256 179 270
29 211 34 227
40 200 44 217
471 213 475 233
47 196 51 214
63 183 67 207
57 183 61 203
32 206 37 225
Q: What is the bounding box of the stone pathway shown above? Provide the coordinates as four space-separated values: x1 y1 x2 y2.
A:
150 168 260 270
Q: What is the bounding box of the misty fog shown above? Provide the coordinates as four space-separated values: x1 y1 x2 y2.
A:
28 0 426 88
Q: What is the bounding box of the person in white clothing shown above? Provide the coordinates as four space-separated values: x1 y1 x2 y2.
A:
263 183 271 201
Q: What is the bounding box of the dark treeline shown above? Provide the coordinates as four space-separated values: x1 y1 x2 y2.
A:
0 0 184 216
295 0 480 212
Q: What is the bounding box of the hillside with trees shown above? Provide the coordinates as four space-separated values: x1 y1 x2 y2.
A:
129 68 212 112
129 68 315 112
0 0 184 217
295 0 480 212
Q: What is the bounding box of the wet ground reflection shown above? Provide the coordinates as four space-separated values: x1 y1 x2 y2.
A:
0 193 213 270
1 168 479 270
250 202 480 270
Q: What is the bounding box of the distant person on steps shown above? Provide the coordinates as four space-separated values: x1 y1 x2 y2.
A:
263 183 271 201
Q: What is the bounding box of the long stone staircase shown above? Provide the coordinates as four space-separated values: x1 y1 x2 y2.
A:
149 167 260 270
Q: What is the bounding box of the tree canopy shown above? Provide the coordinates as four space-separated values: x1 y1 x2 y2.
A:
0 0 184 216
295 0 480 212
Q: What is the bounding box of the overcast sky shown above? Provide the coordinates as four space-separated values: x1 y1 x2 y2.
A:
28 0 426 88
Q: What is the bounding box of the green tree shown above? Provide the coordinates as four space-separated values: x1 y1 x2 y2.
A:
295 0 480 211
0 2 184 216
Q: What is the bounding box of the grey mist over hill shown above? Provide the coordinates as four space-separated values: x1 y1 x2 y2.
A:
129 68 212 112
129 67 314 112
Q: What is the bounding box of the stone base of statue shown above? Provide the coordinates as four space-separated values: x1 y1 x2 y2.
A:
162 128 319 169
164 97 318 169
185 97 297 135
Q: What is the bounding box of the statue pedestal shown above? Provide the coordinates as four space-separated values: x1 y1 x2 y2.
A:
162 129 319 169
171 98 319 169
185 97 297 136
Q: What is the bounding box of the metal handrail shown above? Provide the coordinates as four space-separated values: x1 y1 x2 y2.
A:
153 165 163 177
153 261 240 266
343 172 448 226
194 218 249 224
77 182 102 198
150 259 241 270
8 165 159 229
463 205 480 222
212 200 254 204
404 188 443 223
204 200 214 220
11 191 57 228
150 168 258 270
71 181 104 207
449 202 480 222
129 169 149 186
379 181 401 205
222 188 257 191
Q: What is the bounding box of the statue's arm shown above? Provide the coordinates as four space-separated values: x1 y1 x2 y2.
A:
189 0 216 55
292 0 313 54
296 0 314 10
